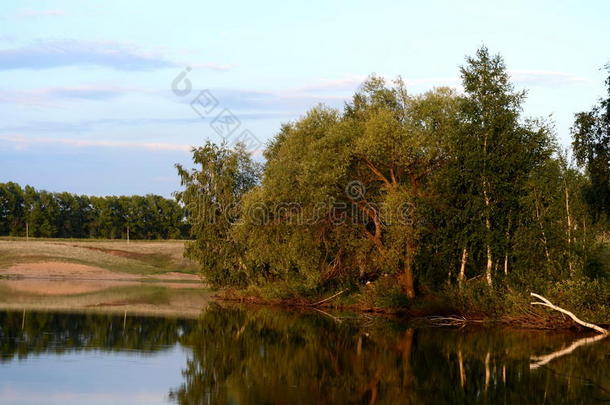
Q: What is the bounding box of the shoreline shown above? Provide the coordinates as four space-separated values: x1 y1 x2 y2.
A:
213 291 610 332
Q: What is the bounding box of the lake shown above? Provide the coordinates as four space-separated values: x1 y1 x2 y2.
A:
0 305 608 404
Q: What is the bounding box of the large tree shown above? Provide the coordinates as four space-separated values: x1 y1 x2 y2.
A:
231 79 459 298
455 47 553 286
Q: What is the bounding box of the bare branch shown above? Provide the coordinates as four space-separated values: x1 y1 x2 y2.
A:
530 292 608 335
312 289 347 307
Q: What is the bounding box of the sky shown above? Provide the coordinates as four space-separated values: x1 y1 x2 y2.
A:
0 0 609 197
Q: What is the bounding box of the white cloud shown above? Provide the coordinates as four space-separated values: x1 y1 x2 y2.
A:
0 85 139 106
0 39 232 72
0 135 191 152
509 70 588 87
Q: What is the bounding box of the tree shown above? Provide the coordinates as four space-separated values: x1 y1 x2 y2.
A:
455 47 553 286
0 182 24 236
572 65 610 222
229 79 459 298
175 142 261 286
178 48 595 300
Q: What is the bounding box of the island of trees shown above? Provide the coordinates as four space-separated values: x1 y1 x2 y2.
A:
177 47 610 319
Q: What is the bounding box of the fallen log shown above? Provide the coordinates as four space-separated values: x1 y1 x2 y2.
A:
530 293 608 335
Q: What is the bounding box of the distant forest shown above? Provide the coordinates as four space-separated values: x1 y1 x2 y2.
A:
0 182 188 239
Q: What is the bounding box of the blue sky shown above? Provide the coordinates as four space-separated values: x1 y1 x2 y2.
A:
0 0 609 197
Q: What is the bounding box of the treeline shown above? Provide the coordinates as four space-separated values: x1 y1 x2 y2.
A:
0 183 189 239
177 47 610 306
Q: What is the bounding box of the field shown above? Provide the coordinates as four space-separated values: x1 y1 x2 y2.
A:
0 238 211 317
0 237 199 276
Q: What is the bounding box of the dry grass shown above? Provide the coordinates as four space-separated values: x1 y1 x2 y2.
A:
0 238 199 276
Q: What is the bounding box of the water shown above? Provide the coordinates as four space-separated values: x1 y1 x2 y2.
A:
0 306 608 404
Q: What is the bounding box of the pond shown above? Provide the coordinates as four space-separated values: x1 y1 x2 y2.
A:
0 305 608 404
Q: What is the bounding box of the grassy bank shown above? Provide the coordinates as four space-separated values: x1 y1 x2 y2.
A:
0 237 199 276
216 275 610 329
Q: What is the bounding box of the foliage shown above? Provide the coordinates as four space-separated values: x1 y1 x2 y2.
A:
572 64 610 222
175 142 261 286
178 47 607 306
0 182 188 239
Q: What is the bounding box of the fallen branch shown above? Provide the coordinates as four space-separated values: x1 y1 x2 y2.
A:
530 293 608 335
312 289 347 307
426 315 468 327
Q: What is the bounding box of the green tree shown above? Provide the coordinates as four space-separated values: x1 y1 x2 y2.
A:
175 142 261 285
455 47 553 286
572 65 610 222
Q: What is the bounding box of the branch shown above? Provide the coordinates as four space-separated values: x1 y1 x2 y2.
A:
312 289 347 307
362 157 391 187
347 196 386 254
530 293 608 335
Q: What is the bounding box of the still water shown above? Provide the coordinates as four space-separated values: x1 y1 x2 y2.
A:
0 305 608 404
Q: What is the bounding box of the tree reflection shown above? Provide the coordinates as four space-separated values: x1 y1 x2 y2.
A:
0 308 608 404
0 310 192 361
169 305 610 405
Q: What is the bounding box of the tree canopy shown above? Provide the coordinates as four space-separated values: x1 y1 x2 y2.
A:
178 47 604 299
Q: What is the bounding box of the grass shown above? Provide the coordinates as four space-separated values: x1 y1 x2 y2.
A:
0 237 199 276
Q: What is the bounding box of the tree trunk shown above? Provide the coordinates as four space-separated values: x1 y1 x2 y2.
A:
564 181 573 275
483 184 493 286
482 132 493 287
399 236 416 299
504 216 511 275
485 245 493 286
458 247 468 287
534 198 551 264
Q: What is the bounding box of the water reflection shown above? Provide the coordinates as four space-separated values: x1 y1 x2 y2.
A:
169 305 610 405
0 306 608 405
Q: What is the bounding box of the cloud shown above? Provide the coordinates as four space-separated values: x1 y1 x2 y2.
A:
16 9 67 18
509 70 588 87
0 85 135 106
191 62 234 72
292 75 367 93
0 39 232 72
0 39 177 71
176 87 348 115
0 134 191 152
0 35 17 43
0 113 295 134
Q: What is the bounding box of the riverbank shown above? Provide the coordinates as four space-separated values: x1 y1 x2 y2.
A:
214 277 610 332
1 238 608 328
0 238 212 317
